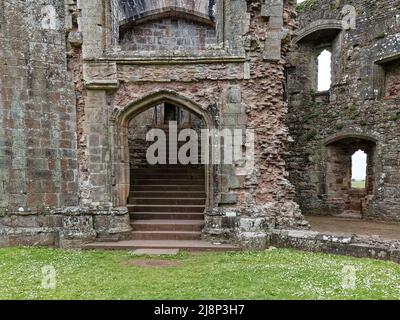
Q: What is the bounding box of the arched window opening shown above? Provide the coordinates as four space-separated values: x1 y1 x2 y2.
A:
351 150 367 189
317 49 332 91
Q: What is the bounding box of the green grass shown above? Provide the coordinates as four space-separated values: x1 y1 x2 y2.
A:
0 247 400 300
352 180 366 189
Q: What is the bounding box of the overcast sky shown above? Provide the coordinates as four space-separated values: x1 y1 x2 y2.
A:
352 150 367 181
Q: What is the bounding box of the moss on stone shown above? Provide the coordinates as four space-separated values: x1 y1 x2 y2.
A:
296 0 318 13
374 32 386 40
305 129 318 141
389 111 400 121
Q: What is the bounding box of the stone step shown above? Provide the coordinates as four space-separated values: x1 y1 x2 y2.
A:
131 160 204 165
131 249 180 255
132 165 204 170
129 197 206 205
84 240 240 252
129 149 200 156
132 185 205 192
131 168 204 172
135 148 204 154
126 165 207 244
129 205 205 213
130 173 205 180
132 220 204 232
131 212 204 220
130 191 206 198
132 179 204 186
131 231 202 241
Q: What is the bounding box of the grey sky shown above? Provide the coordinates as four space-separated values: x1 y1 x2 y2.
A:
352 150 367 181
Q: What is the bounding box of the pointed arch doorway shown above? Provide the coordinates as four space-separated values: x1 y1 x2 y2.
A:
111 91 214 241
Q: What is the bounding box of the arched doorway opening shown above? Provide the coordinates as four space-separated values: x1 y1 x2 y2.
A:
325 136 376 217
112 92 214 241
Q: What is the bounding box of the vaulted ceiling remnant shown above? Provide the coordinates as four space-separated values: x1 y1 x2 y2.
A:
118 0 216 28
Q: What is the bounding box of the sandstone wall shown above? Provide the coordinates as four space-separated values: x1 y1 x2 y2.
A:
0 0 78 210
120 18 217 51
0 0 85 246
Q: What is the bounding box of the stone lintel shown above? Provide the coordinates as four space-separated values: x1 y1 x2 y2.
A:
83 57 247 84
85 80 119 90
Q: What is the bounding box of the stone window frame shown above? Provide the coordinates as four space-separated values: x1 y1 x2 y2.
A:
292 20 344 96
373 53 400 100
104 0 239 57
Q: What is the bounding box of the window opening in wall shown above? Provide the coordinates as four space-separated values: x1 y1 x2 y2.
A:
164 103 179 124
317 49 332 92
283 66 289 102
351 150 367 189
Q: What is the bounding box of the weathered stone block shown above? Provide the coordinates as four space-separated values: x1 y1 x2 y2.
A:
220 193 239 205
83 62 119 89
224 103 242 114
226 86 242 104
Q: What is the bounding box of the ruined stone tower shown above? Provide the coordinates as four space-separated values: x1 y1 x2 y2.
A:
287 0 400 221
0 0 307 248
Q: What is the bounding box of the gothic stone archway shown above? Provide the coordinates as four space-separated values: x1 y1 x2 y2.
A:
111 91 215 209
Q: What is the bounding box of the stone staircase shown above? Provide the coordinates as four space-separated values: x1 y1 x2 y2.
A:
129 165 206 241
85 126 239 252
85 164 239 252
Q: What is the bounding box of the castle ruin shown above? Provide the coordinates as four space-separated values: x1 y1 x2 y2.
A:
0 0 399 256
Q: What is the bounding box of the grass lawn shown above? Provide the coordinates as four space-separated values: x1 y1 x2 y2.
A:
352 180 366 189
0 247 399 300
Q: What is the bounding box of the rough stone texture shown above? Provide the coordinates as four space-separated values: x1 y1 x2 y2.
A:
0 0 81 248
0 0 132 247
120 18 217 51
286 0 400 221
385 59 400 98
0 0 79 211
270 229 400 264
